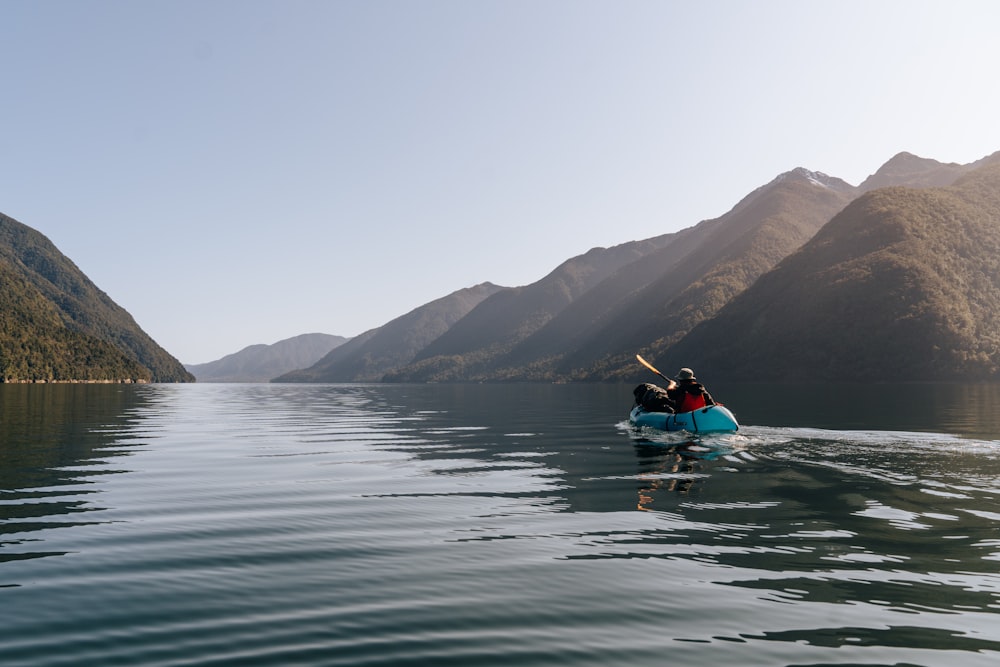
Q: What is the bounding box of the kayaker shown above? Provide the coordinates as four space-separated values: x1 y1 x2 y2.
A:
667 368 716 412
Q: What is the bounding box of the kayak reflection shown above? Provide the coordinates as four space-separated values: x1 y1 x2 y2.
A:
632 439 719 507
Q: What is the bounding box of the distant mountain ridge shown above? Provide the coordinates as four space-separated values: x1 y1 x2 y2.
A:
273 283 506 382
186 333 347 382
0 213 192 382
859 151 978 192
277 149 1000 384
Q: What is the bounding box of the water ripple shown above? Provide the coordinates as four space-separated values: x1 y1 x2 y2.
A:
3 384 1000 666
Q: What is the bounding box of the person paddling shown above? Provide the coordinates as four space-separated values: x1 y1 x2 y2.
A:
667 368 716 413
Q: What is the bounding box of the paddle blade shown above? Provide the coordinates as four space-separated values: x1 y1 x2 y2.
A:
635 354 662 377
636 354 677 388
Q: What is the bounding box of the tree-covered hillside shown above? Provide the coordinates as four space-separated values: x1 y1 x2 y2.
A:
0 262 150 382
666 162 1000 381
0 213 193 382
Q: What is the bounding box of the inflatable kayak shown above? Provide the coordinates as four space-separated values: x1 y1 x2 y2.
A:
629 404 739 434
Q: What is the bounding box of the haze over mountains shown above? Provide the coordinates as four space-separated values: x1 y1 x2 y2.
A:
274 283 506 383
5 149 999 384
271 149 1000 384
185 333 347 382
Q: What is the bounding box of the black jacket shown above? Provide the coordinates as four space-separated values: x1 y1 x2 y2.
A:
667 380 715 409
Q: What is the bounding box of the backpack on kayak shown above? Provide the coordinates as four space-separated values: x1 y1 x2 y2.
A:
632 383 674 413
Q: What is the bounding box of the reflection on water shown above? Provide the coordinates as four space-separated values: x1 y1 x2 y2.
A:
632 440 722 503
0 385 152 565
0 382 999 667
0 384 151 488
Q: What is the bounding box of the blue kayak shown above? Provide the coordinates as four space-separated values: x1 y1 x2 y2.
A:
629 404 739 434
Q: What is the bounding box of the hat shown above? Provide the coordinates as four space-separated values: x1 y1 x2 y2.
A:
675 367 695 380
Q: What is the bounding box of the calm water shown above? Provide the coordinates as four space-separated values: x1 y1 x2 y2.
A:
2 382 1000 667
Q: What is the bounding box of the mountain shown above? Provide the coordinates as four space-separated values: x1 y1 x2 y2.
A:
0 212 193 382
274 149 1000 385
185 333 347 382
389 168 857 381
273 282 506 382
552 168 858 380
858 150 993 192
665 160 1000 381
383 235 677 381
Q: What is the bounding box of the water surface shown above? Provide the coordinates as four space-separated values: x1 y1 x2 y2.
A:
2 382 999 666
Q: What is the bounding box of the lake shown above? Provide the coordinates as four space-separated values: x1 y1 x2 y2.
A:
2 381 1000 666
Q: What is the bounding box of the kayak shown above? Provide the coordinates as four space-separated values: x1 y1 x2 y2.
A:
629 404 739 434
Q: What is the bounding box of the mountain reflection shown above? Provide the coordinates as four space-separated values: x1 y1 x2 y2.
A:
0 384 150 565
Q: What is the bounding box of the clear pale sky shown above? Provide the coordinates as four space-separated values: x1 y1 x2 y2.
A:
3 1 999 364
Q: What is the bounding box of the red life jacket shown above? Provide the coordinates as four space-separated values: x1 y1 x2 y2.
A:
675 387 707 413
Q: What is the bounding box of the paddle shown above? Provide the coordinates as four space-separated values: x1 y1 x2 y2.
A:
635 354 676 389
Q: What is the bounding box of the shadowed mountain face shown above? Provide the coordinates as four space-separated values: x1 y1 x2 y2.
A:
185 333 347 382
0 213 193 383
665 161 1000 381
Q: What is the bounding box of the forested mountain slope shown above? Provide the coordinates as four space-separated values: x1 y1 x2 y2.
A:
858 150 996 192
0 213 193 382
666 161 1000 381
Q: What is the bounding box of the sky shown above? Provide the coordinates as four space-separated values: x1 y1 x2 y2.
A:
3 0 1000 364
